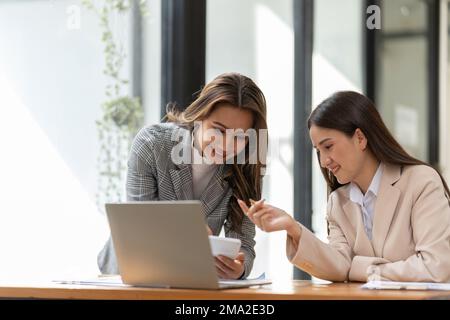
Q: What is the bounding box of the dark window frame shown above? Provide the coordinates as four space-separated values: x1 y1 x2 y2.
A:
161 0 206 118
364 0 380 102
427 0 440 166
293 0 314 281
364 0 440 165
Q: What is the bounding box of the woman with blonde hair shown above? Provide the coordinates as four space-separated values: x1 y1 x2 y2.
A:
98 72 268 279
239 91 450 282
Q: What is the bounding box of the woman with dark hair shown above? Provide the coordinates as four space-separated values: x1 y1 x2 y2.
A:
98 72 268 279
239 91 450 282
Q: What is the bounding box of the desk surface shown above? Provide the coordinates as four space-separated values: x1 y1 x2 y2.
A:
0 280 449 300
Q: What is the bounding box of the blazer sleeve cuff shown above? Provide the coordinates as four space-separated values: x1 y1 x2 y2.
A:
286 223 317 271
349 256 390 282
239 249 255 279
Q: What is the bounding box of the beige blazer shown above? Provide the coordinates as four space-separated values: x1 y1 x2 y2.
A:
287 163 450 282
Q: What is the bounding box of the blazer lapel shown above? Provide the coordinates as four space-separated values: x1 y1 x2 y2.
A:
342 199 375 257
168 125 194 200
169 164 194 200
200 164 230 217
372 163 401 257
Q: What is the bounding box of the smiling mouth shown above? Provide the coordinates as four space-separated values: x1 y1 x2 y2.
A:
329 165 340 175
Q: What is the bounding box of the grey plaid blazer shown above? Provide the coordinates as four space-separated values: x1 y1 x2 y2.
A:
97 122 256 279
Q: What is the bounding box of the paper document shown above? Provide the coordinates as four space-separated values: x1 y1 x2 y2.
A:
54 273 269 288
362 280 450 291
53 275 129 287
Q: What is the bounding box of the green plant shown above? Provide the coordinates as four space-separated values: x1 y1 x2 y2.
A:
81 0 147 211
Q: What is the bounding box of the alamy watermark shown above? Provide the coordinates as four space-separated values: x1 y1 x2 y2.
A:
170 121 272 167
66 5 81 30
366 4 381 30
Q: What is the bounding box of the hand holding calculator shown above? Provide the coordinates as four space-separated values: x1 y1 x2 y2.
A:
208 236 241 259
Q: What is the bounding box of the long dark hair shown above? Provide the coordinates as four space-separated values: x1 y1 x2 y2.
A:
308 91 450 200
165 72 268 233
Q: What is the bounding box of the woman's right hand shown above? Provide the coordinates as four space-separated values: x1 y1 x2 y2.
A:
237 199 301 240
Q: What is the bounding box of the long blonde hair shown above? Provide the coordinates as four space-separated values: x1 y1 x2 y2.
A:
165 72 268 233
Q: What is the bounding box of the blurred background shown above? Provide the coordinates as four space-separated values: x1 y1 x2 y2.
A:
0 0 449 282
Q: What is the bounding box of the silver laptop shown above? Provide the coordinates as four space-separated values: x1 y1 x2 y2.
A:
105 201 271 290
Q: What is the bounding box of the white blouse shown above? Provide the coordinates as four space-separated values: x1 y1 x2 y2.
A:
349 163 383 240
191 143 217 199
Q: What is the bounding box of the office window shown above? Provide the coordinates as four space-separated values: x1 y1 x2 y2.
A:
207 0 294 281
312 0 364 242
142 0 162 125
0 0 160 280
375 0 430 162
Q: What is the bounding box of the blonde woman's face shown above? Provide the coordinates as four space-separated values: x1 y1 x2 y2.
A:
309 125 367 185
195 103 254 163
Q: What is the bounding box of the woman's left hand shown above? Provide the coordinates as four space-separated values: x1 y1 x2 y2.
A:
214 252 245 279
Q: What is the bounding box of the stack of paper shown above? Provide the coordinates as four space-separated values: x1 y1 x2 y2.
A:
53 275 129 287
362 280 450 291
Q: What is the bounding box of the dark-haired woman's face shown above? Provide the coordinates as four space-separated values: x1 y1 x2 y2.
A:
309 125 367 185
